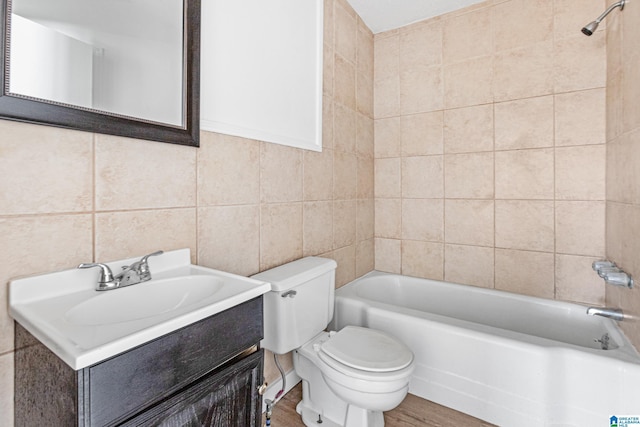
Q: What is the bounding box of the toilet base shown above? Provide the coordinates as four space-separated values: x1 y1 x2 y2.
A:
293 333 389 427
296 399 384 427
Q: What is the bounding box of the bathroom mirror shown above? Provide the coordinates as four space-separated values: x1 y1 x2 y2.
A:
0 0 200 146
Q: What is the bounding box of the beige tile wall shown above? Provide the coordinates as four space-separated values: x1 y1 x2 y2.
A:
373 0 608 303
606 0 640 348
0 0 373 423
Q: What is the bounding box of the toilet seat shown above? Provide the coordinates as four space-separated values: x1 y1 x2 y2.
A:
317 326 414 381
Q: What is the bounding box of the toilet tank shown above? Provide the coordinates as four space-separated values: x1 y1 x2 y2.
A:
251 257 337 354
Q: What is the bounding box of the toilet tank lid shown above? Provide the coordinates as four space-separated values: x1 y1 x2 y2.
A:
251 257 337 292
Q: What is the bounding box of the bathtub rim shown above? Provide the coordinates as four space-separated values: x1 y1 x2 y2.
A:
334 270 640 364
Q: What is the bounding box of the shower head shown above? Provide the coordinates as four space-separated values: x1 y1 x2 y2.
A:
582 0 625 36
581 20 599 36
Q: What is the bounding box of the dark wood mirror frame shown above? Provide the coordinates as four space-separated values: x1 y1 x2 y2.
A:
0 0 200 147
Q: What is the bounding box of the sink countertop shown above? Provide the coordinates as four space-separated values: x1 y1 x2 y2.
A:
9 249 270 370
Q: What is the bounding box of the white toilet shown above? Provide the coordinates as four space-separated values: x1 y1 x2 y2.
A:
252 257 414 427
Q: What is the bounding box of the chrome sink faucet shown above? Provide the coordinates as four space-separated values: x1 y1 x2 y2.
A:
78 251 163 291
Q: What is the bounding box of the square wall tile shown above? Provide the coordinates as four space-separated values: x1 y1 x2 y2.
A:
197 132 260 206
399 20 442 71
198 205 260 276
444 244 494 289
96 208 197 263
0 121 93 215
555 254 605 305
445 200 494 247
96 135 196 211
400 66 443 114
495 148 554 200
443 55 493 109
401 156 443 199
494 96 554 150
555 145 605 200
495 249 555 299
556 201 605 257
401 240 444 280
401 111 443 156
554 34 606 93
494 41 554 102
555 89 606 147
444 104 494 154
495 200 554 252
444 153 494 199
401 199 443 242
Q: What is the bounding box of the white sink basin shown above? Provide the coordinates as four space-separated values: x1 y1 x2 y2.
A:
64 275 225 326
9 249 270 369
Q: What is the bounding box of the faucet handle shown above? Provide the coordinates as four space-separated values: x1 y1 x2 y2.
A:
592 260 616 272
140 250 164 265
78 262 115 284
132 251 164 281
604 271 634 289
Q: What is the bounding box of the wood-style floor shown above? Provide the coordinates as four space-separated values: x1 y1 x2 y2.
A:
264 383 496 427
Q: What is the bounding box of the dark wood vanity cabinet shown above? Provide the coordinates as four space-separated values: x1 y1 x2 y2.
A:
15 296 264 427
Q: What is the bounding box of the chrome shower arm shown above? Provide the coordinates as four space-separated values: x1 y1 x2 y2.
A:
594 0 625 24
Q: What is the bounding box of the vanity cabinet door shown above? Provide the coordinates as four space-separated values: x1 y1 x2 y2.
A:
121 349 264 427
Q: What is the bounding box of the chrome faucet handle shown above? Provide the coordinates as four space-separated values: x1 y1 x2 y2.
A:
78 262 116 289
592 260 616 272
604 271 634 289
132 250 164 280
139 250 163 268
597 266 621 278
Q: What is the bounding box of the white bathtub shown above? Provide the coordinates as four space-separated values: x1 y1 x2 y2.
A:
331 271 640 427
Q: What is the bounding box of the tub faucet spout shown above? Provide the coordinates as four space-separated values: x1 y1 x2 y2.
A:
586 307 624 321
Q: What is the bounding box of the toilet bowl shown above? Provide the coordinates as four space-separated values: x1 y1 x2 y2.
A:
294 326 414 426
252 257 415 427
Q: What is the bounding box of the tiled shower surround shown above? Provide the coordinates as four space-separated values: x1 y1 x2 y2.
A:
0 0 639 425
373 0 607 305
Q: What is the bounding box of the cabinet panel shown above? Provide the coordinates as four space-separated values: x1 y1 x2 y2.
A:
88 297 263 426
122 349 264 427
